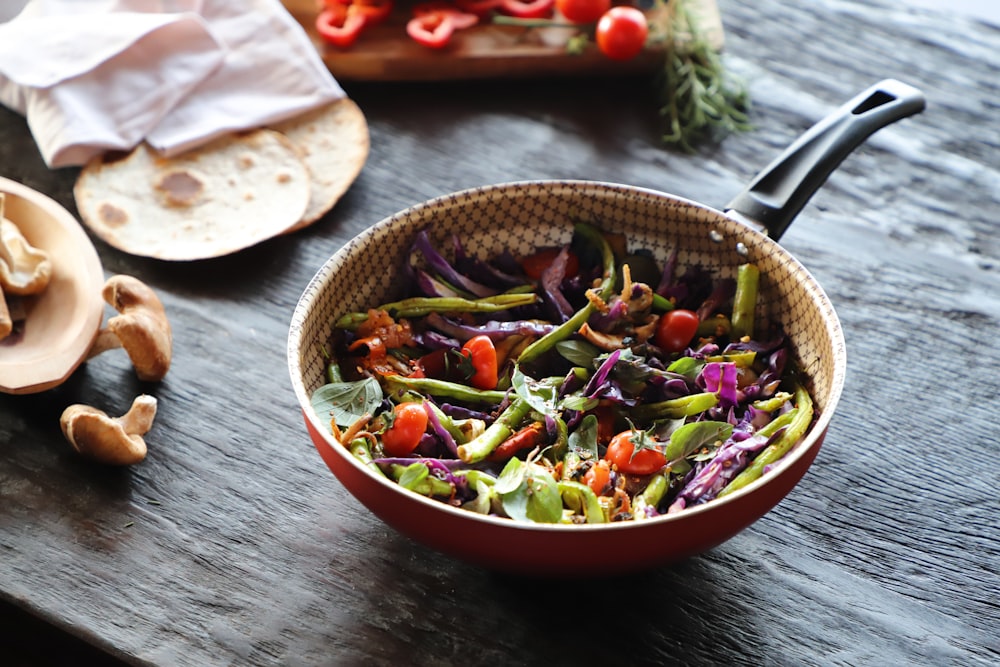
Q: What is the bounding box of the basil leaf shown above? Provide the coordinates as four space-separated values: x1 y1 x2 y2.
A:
567 414 599 459
461 478 494 515
511 366 558 415
556 339 601 367
500 461 562 524
311 377 383 427
665 421 733 461
561 394 599 412
494 457 526 494
397 463 429 491
667 356 702 378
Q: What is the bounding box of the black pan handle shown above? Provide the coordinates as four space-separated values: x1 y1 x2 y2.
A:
725 79 926 240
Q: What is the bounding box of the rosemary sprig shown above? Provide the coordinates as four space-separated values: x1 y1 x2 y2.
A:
653 0 752 152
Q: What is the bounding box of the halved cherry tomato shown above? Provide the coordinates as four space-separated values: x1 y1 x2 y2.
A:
654 308 700 353
315 6 367 49
382 402 429 456
461 335 499 390
582 459 612 494
605 430 665 475
500 0 555 19
555 0 609 24
519 247 580 281
595 6 649 61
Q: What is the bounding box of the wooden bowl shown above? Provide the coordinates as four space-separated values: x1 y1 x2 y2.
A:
287 180 847 575
0 177 105 394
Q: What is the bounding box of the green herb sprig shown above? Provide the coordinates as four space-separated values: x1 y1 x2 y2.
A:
652 0 752 151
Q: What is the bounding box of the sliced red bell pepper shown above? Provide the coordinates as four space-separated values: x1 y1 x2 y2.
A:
406 11 456 49
412 2 480 29
454 0 505 16
499 0 554 19
315 6 367 49
351 0 394 26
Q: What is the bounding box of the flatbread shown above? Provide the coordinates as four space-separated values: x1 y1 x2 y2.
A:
73 129 311 260
271 97 369 231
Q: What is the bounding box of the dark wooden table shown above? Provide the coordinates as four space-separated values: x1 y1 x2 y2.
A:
2 1 998 665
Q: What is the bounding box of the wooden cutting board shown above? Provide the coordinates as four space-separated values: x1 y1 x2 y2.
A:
282 0 724 81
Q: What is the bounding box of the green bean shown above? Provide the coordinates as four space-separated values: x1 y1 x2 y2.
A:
326 360 344 384
638 473 669 507
517 303 596 366
752 391 793 413
697 314 731 338
561 449 582 481
558 480 607 523
388 463 453 497
717 383 813 498
457 397 533 463
548 414 570 462
335 293 538 330
382 375 507 405
652 293 675 312
517 221 616 365
630 391 719 422
730 263 760 339
347 437 386 477
424 401 470 445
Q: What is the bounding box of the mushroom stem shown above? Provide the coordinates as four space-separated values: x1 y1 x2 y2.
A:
60 394 158 465
87 328 123 359
0 284 11 340
117 394 158 434
88 275 172 381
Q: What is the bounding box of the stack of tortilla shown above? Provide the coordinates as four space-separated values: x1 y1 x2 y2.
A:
73 98 369 261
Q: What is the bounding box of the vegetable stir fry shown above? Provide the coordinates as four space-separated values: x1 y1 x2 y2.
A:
312 221 814 524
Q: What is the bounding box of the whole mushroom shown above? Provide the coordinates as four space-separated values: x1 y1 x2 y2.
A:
0 193 52 340
88 275 172 381
60 394 158 465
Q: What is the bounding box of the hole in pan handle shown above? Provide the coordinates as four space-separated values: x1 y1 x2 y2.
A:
724 79 926 241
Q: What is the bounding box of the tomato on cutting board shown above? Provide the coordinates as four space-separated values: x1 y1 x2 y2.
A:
595 6 649 61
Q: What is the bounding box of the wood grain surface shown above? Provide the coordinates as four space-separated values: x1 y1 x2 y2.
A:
282 0 725 81
1 0 998 665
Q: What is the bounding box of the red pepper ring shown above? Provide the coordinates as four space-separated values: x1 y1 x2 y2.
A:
406 11 457 49
315 6 367 49
454 0 505 16
499 0 554 19
351 0 394 26
412 3 480 29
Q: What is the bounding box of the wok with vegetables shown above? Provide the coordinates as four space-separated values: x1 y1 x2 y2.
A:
289 82 921 572
312 220 815 524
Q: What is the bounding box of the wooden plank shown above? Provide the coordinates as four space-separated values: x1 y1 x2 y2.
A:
282 0 724 81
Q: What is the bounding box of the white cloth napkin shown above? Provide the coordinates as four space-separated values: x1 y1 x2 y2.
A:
0 0 345 168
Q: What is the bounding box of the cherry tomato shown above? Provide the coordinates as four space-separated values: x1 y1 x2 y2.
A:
519 247 580 281
582 459 612 495
604 430 665 475
654 308 700 353
461 335 499 390
595 6 649 61
555 0 609 24
382 402 429 457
